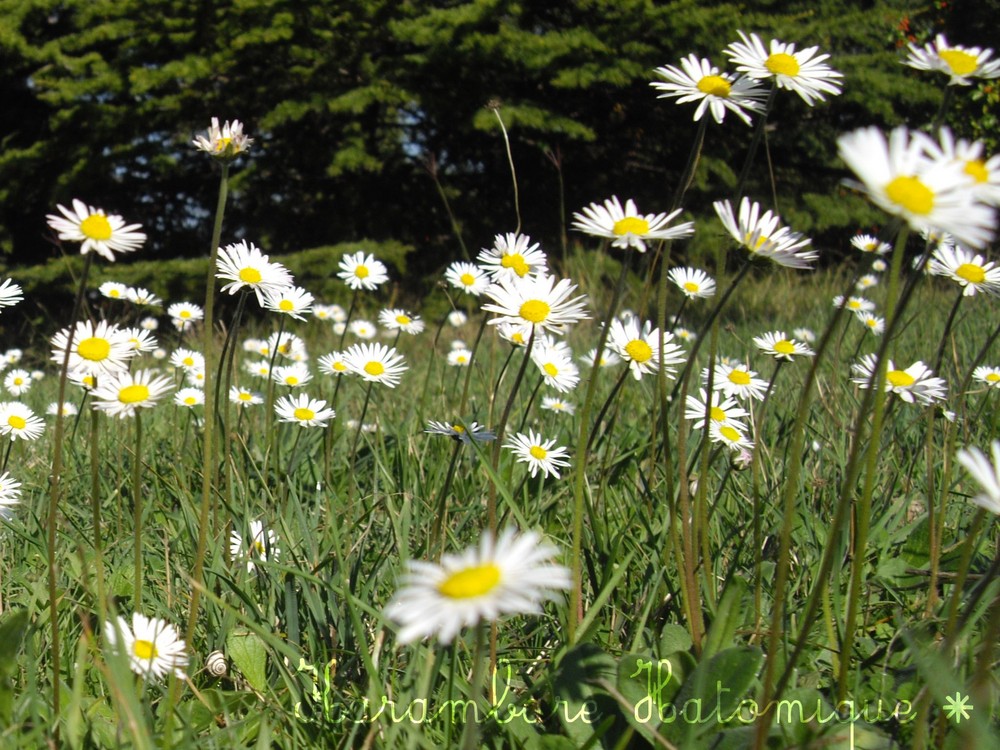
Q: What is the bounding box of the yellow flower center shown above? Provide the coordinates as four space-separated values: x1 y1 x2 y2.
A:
437 563 502 599
133 639 158 660
183 357 194 367
955 263 986 284
624 339 653 363
847 299 862 310
529 445 548 460
364 361 385 377
238 267 262 284
710 406 726 422
939 48 978 76
238 392 253 401
78 337 111 361
696 75 731 97
294 407 315 421
683 282 700 293
743 233 770 251
511 332 525 345
501 253 530 278
109 289 120 298
885 175 934 215
455 354 468 364
7 415 26 430
460 273 476 286
866 318 879 328
395 315 411 325
83 375 95 388
765 52 800 77
80 214 113 241
543 363 559 377
886 370 916 388
13 378 23 385
728 370 751 385
612 216 651 236
119 384 150 404
179 310 191 319
719 425 742 443
452 424 466 433
986 373 1000 382
252 540 265 556
519 300 550 324
355 264 370 279
773 340 796 355
333 361 347 372
184 396 197 405
964 159 988 183
279 299 294 311
285 376 299 386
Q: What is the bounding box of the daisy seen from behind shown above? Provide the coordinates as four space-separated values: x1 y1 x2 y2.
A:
725 30 843 105
385 528 571 645
650 54 766 126
571 196 695 252
850 234 891 255
425 420 495 444
193 117 253 159
46 199 146 261
505 430 571 479
104 612 188 681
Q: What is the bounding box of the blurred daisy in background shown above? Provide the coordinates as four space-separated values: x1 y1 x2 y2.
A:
447 348 473 367
541 396 575 415
318 351 350 377
425 420 495 444
0 279 21 311
651 54 766 125
91 369 173 419
3 369 32 397
379 309 425 335
572 196 695 252
229 386 263 408
855 311 885 335
531 338 580 392
972 366 1000 389
343 343 408 387
384 528 571 645
714 198 817 269
174 387 204 408
47 199 146 261
956 441 1000 514
668 267 716 299
167 301 204 331
850 234 891 255
230 520 280 572
927 244 1000 296
904 34 1000 86
851 355 947 405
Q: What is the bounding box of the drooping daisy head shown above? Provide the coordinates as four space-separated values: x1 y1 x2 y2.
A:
100 281 128 300
713 198 817 269
725 31 843 105
927 244 1000 297
904 34 1000 86
104 612 188 681
384 528 571 645
91 369 173 419
425 420 495 444
347 319 377 340
482 274 590 335
572 196 695 253
3 369 32 397
476 233 548 282
837 126 996 249
342 342 408 387
337 251 389 291
192 117 253 159
46 200 146 262
650 54 766 126
274 393 336 428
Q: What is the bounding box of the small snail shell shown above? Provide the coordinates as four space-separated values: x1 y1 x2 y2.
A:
206 650 227 677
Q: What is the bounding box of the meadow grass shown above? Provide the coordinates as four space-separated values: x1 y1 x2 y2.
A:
0 251 997 749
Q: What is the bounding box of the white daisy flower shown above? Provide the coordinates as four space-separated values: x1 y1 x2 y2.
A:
609 318 684 381
837 126 996 249
274 393 336 427
673 327 697 343
167 302 204 331
272 362 312 388
580 347 621 368
91 369 173 419
973 365 1000 389
318 352 350 377
855 274 879 291
46 200 146 261
104 613 188 681
709 362 768 401
713 198 818 269
126 287 162 306
0 471 21 519
871 259 888 273
851 355 947 405
263 285 314 320
50 320 134 377
3 349 20 365
216 240 294 305
833 295 875 313
956 441 1000 514
504 430 571 479
124 328 158 356
384 528 571 644
243 360 272 379
230 520 280 572
904 34 1000 86
476 233 548 281
447 348 473 367
3 369 32 397
683 388 749 429
170 348 205 373
348 319 378 340
752 331 814 361
342 342 408 387
924 129 1000 207
541 396 575 415
425 420 495 444
709 421 755 452
337 251 389 291
0 279 22 310
725 30 843 105
445 262 491 296
448 310 468 327
855 311 884 335
668 267 716 298
571 196 695 252
927 244 1000 296
174 387 204 408
650 54 766 125
100 281 128 300
531 338 580 393
379 309 425 335
850 234 891 255
192 117 252 158
229 386 263 408
0 402 44 441
482 274 590 334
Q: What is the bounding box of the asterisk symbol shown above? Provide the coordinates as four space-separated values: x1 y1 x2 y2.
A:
942 692 973 724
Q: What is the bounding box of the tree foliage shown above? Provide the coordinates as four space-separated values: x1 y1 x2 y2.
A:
0 0 989 274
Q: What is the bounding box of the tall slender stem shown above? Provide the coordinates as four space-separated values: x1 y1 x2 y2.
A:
133 413 144 611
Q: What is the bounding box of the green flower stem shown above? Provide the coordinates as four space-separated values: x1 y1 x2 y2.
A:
46 249 95 738
458 315 489 417
837 226 910 702
89 406 107 622
460 622 489 750
570 253 630 638
430 440 463 558
133 413 143 611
